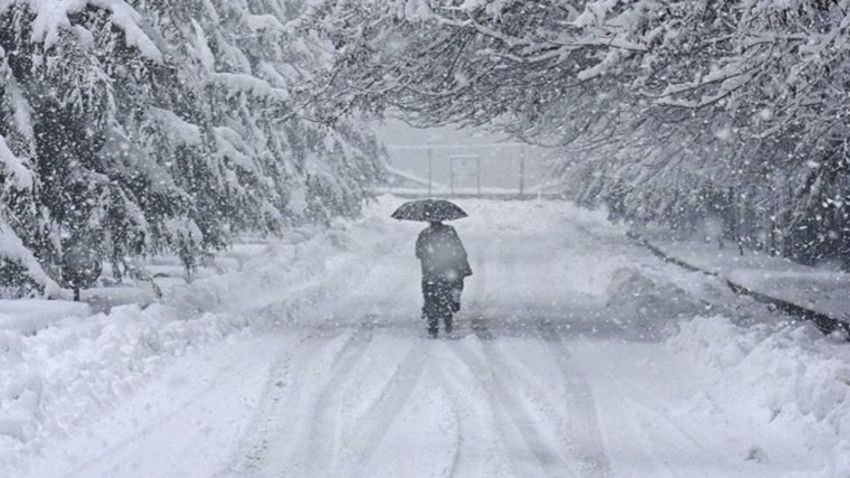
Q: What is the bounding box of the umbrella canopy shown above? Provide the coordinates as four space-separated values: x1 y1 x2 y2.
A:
391 199 468 222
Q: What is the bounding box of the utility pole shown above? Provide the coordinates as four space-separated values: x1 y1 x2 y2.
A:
519 145 526 196
427 142 433 197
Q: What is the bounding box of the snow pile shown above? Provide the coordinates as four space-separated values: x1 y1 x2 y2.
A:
168 228 340 319
0 216 400 470
167 213 409 323
0 300 90 335
0 304 230 445
668 316 850 477
606 266 706 338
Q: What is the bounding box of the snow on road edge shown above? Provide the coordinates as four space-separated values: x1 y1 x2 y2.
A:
0 212 396 472
667 316 850 477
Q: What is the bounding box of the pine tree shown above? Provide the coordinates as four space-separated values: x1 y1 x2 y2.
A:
0 0 384 298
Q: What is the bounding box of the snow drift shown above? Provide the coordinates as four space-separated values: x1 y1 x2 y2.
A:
668 316 850 477
0 215 398 469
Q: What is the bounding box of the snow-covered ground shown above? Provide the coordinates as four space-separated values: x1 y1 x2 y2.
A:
2 197 849 477
640 234 850 326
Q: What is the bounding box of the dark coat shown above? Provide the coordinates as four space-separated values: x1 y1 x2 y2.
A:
415 223 472 281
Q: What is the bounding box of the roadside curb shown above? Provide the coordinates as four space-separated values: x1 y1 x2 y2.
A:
627 231 850 337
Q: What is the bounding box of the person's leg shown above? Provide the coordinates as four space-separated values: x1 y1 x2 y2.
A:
422 278 439 337
435 279 454 334
450 279 464 312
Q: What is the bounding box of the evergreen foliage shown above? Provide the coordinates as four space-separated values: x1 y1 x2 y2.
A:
0 0 384 297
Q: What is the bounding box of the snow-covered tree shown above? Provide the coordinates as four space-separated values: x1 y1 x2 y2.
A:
316 0 850 266
0 0 383 297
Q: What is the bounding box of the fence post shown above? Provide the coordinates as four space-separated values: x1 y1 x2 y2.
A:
427 142 433 197
450 158 455 195
477 157 481 197
519 145 525 195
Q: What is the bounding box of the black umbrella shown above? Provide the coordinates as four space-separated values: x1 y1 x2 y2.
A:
391 199 468 222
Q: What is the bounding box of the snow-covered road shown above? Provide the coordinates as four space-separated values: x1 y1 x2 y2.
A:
9 198 845 477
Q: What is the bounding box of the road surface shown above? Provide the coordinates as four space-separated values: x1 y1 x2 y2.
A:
17 199 821 478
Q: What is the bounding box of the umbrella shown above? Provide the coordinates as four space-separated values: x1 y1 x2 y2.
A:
391 199 468 222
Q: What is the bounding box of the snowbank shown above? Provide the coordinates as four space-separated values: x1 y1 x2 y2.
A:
606 267 705 338
603 243 850 475
668 316 850 477
0 213 401 472
0 300 90 335
642 235 850 327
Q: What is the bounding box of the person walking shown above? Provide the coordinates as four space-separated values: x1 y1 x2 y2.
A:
391 199 472 338
416 220 472 337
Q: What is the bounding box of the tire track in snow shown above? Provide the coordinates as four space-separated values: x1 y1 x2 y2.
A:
295 323 376 477
570 339 709 473
215 329 339 477
218 330 334 476
218 350 294 476
432 347 506 478
228 233 420 476
65 346 276 478
343 338 431 476
221 325 374 477
441 378 463 478
536 319 613 477
449 329 580 478
451 317 613 477
467 203 612 476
